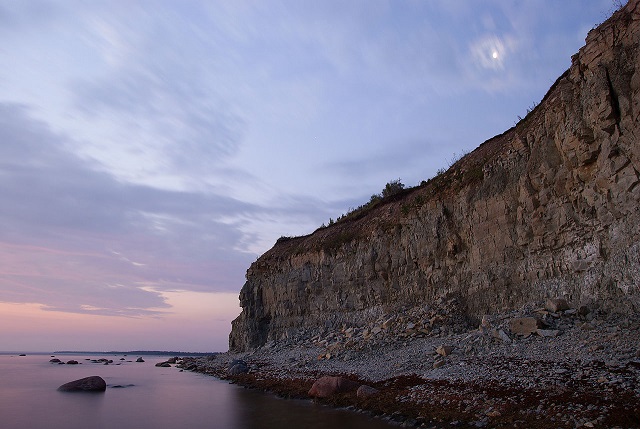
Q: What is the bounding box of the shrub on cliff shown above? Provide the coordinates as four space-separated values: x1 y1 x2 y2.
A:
381 179 405 198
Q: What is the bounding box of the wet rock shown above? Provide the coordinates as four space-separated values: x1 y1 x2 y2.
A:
66 360 79 365
308 376 360 398
356 384 379 398
228 363 249 375
136 357 145 362
155 362 171 367
227 359 249 375
57 376 106 392
49 358 62 363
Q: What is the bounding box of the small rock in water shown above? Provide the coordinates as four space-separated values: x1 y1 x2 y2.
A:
136 357 145 362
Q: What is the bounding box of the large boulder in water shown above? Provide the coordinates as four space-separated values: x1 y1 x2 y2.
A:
58 376 107 392
308 376 360 398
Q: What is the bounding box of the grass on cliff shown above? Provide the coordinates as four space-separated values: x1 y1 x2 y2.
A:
272 149 491 256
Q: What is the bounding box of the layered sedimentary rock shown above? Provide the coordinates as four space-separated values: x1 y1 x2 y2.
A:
230 1 640 351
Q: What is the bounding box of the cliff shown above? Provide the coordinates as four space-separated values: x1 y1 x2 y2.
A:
230 1 640 352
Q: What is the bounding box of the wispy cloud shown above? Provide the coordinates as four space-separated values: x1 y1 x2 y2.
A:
0 103 256 314
0 0 614 349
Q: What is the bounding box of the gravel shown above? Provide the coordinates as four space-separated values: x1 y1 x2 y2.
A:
180 307 640 428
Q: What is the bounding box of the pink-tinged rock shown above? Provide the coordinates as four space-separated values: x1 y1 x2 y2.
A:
509 317 540 335
436 345 453 356
57 376 106 392
545 298 570 313
308 376 360 398
356 385 379 398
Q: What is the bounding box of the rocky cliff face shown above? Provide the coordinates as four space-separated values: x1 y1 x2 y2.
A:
230 1 640 352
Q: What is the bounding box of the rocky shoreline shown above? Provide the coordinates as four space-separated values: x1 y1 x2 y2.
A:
180 300 640 428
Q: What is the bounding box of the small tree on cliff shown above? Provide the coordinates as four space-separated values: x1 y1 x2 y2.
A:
381 179 405 198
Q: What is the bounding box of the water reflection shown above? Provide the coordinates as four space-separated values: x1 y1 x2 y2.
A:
231 385 394 429
0 354 396 429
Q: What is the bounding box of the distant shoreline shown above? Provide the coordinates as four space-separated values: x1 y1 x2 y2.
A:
54 350 218 356
1 351 218 356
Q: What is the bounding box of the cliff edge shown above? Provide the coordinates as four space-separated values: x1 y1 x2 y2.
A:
230 1 640 352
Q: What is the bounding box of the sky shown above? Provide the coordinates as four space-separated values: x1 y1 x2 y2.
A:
0 0 617 352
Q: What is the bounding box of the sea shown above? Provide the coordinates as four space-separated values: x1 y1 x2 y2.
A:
0 352 398 429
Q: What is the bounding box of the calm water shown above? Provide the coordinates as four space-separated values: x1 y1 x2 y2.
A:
0 353 396 429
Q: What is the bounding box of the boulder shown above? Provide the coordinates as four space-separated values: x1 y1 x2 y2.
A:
66 360 79 365
308 376 360 398
546 298 570 313
356 385 379 398
228 359 247 368
578 305 591 316
49 358 62 363
509 317 540 335
492 329 512 343
57 376 106 392
227 359 249 375
136 357 145 362
436 345 453 356
155 362 171 367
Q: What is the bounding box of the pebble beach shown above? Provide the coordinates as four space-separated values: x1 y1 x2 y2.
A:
179 300 640 428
